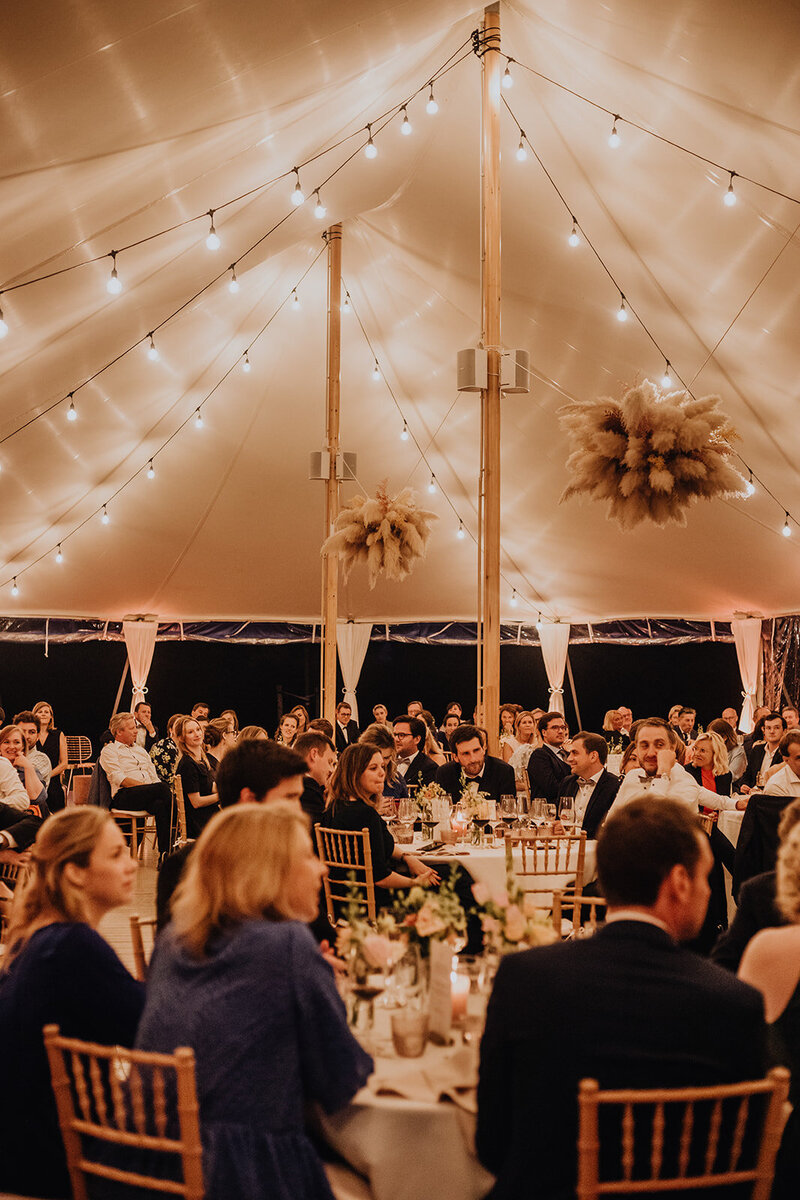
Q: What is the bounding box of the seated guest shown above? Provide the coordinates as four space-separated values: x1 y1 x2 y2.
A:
712 798 800 971
290 704 310 734
503 710 540 783
420 710 447 765
760 728 800 796
0 734 43 855
739 815 800 1198
526 712 572 803
708 717 747 782
439 701 462 738
743 707 771 756
477 798 766 1200
620 741 639 774
334 701 359 752
325 744 438 908
499 704 521 753
617 705 634 739
0 808 144 1200
392 715 438 788
137 804 372 1200
740 712 787 792
359 724 408 801
13 711 52 788
150 713 184 784
407 700 424 719
601 709 628 747
0 725 48 809
238 724 269 740
722 706 741 730
437 724 516 804
32 700 68 814
610 719 744 814
204 716 237 768
668 703 683 733
782 705 800 730
203 722 224 769
684 730 733 796
275 712 299 746
175 717 219 839
220 707 239 734
676 706 697 744
309 718 334 738
99 712 172 856
190 701 210 725
440 711 462 752
371 703 390 727
558 731 620 837
295 730 337 829
133 701 158 750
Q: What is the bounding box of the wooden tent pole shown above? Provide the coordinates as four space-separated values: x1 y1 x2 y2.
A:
321 224 342 723
480 4 502 754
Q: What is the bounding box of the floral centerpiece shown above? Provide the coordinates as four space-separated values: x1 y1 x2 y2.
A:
472 872 556 954
334 880 407 969
393 868 467 956
458 770 492 819
414 781 450 822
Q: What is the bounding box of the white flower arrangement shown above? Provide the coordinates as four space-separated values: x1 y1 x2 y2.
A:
472 873 557 954
321 483 437 588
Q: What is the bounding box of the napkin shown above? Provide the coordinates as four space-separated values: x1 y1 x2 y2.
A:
368 1045 479 1113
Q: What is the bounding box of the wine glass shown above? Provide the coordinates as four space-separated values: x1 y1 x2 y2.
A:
397 797 416 825
500 794 517 832
559 796 576 833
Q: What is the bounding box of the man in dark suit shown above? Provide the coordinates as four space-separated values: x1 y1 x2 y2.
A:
527 711 571 803
477 798 766 1200
740 711 786 791
133 701 158 751
558 730 620 838
435 724 515 804
391 716 438 788
333 701 360 753
293 730 337 831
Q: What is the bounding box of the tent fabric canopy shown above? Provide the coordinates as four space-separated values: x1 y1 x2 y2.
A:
1 1 799 627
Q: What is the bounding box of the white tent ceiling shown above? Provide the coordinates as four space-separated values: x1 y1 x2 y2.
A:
1 0 799 625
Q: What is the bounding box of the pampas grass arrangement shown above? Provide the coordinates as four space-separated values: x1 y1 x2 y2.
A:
558 379 747 529
321 483 437 588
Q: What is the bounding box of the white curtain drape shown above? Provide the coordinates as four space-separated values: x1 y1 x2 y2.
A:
731 617 762 734
336 621 373 724
539 622 571 715
122 621 159 709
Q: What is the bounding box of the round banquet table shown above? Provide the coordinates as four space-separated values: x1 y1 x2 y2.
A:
418 834 597 896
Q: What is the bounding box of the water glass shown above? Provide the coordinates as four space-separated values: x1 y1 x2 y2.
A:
391 1009 428 1057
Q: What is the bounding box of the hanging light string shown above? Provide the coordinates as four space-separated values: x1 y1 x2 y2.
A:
502 94 800 542
0 37 475 300
506 53 800 208
0 51 474 451
342 281 554 615
0 247 328 592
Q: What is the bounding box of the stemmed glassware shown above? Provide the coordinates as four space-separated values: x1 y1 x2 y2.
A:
500 794 518 832
559 796 576 833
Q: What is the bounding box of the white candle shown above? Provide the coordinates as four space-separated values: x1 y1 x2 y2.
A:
451 971 470 1022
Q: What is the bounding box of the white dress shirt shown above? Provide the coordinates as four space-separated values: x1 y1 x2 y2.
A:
0 758 31 811
574 768 604 824
761 764 800 796
99 741 160 796
28 746 52 787
610 763 738 814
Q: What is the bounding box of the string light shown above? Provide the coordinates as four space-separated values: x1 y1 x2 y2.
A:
510 589 518 607
101 504 110 525
242 351 251 373
342 293 351 315
106 252 122 295
67 393 77 421
291 168 305 206
536 615 543 632
661 361 672 388
195 408 204 429
146 333 159 361
724 171 737 207
147 459 155 480
55 545 63 564
502 59 514 89
314 190 327 219
401 106 412 135
11 578 18 597
291 289 300 311
0 301 7 338
457 520 465 539
364 124 377 159
400 421 409 441
745 470 756 498
228 266 239 294
783 513 791 538
516 133 527 162
426 83 438 115
371 360 381 381
568 220 580 247
608 116 621 148
616 295 628 323
205 210 220 251
428 475 436 494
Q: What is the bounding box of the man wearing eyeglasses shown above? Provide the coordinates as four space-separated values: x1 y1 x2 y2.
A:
526 712 572 803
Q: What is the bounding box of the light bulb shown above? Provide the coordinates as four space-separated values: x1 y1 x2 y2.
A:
364 125 377 159
783 514 792 538
745 472 756 498
724 172 737 206
205 211 220 251
536 616 543 632
11 578 18 596
342 293 351 314
400 422 409 441
428 475 436 494
291 289 300 311
457 521 465 540
616 296 628 323
195 408 204 429
147 333 159 361
291 169 305 206
510 590 518 607
372 361 380 381
426 84 438 115
314 191 327 219
516 135 527 162
608 116 621 149
401 106 411 135
228 266 239 293
661 362 672 388
242 352 251 373
101 505 110 525
0 302 7 338
568 221 580 247
147 460 155 480
55 545 63 564
106 253 122 294
67 394 77 421
502 62 513 89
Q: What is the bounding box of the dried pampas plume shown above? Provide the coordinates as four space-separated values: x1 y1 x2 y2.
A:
558 379 747 529
321 483 437 588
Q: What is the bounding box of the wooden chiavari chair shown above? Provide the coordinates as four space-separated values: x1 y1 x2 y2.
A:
505 830 587 909
552 889 607 938
315 827 376 923
129 913 159 981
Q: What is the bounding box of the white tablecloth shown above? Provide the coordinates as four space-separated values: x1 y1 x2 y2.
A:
420 837 596 898
718 808 744 845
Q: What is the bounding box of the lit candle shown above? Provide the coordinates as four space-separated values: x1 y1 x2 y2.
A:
451 971 470 1023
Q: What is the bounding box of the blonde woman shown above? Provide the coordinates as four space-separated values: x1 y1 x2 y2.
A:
504 711 541 791
684 730 732 797
32 700 68 813
0 809 143 1199
175 717 219 839
135 803 372 1200
238 724 269 741
739 809 800 1198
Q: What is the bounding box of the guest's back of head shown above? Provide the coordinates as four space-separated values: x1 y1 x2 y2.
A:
215 740 305 807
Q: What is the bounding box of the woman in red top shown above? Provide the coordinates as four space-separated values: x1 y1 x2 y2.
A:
685 731 732 796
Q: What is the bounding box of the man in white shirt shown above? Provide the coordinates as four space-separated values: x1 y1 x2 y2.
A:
99 713 172 855
13 710 52 787
611 718 745 815
763 730 800 796
617 705 633 738
558 732 621 838
740 712 787 792
781 706 799 730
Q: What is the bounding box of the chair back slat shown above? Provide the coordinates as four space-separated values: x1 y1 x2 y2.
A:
173 775 188 844
108 1055 128 1129
88 1056 109 1127
72 1051 91 1122
315 826 376 923
650 1102 665 1179
506 831 587 907
730 1096 750 1171
622 1103 635 1180
704 1098 723 1175
129 1063 147 1134
153 1067 169 1138
678 1102 693 1176
552 891 607 938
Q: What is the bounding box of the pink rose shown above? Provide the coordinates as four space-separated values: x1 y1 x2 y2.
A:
362 934 400 970
491 890 510 909
415 902 447 938
504 905 527 943
472 881 490 905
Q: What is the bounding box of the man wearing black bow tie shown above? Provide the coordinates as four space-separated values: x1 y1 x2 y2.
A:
527 712 571 803
557 731 620 837
435 724 515 804
392 716 438 788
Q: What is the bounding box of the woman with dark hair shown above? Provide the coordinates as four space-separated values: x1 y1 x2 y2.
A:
358 724 407 801
275 713 299 746
204 717 237 769
290 705 310 734
150 713 185 785
324 744 437 906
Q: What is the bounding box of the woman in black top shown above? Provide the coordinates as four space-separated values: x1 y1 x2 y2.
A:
324 743 437 908
32 700 68 813
175 717 219 839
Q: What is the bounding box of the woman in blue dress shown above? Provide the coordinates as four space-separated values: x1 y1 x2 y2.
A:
136 801 373 1200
